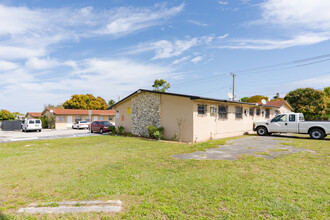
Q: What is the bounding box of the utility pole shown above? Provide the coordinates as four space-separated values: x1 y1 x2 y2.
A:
230 73 236 101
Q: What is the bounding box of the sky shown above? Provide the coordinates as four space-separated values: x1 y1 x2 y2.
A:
0 0 330 113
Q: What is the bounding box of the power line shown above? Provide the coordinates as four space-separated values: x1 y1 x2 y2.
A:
233 53 330 74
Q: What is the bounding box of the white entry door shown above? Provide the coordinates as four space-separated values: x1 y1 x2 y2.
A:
93 116 98 121
67 116 73 128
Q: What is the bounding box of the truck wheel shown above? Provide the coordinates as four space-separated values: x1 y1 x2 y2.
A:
309 128 325 140
256 126 268 136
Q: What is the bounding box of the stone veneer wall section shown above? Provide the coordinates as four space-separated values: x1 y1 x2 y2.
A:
131 92 161 136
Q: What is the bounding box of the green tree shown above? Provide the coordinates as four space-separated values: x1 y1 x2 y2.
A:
108 99 116 107
0 109 15 121
285 88 329 120
240 97 249 102
324 86 330 97
44 104 63 110
62 94 108 110
12 112 24 119
152 79 170 92
244 95 269 103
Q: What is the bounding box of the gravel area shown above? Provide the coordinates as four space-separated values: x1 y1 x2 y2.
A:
174 136 308 160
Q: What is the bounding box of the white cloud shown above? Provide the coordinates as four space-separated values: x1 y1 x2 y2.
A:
221 0 330 50
188 20 208 27
25 57 61 70
218 1 228 5
220 33 330 50
290 74 330 88
218 34 229 39
172 56 190 65
260 0 330 30
0 61 19 71
103 3 184 36
0 3 184 60
130 35 214 59
191 56 203 63
0 58 173 112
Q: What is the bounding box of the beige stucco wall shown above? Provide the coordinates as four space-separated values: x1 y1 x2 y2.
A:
114 99 132 132
113 92 279 143
192 101 277 142
160 94 194 142
278 104 292 114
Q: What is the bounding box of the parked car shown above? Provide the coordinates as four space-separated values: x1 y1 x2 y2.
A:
254 113 330 140
90 121 114 134
72 121 89 129
22 119 42 132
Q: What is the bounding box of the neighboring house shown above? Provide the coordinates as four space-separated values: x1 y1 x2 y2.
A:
25 112 42 119
255 100 293 115
266 100 293 114
41 109 116 129
110 89 281 143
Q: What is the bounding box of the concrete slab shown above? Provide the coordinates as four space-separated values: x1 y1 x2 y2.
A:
18 205 121 214
18 200 122 214
174 136 306 160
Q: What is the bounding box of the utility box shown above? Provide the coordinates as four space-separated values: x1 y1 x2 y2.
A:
1 120 22 131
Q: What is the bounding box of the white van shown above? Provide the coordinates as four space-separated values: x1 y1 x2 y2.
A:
22 119 42 132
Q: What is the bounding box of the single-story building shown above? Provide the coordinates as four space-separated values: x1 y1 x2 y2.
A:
25 112 42 119
265 100 293 114
110 89 285 142
41 109 116 129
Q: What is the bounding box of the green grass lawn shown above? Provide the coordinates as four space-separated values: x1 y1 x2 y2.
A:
0 135 329 219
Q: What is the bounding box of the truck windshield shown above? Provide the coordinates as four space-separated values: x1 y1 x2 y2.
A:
271 114 287 122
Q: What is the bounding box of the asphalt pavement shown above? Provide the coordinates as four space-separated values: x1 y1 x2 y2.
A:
0 129 102 143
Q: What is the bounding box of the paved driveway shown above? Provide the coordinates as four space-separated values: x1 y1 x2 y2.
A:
0 129 100 143
174 136 310 160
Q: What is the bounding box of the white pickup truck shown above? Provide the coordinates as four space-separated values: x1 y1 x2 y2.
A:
253 113 330 140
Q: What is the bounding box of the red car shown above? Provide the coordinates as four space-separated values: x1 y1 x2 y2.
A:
90 121 114 134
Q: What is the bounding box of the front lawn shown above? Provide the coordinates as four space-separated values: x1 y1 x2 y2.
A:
0 136 329 219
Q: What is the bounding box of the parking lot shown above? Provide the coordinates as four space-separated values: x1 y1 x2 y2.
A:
0 129 100 143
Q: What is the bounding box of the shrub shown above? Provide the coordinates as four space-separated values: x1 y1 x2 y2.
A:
118 126 125 135
146 125 164 139
153 130 162 140
147 125 158 138
108 126 116 135
41 116 49 128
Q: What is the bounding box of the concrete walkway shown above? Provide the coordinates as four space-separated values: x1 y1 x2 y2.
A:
174 136 308 160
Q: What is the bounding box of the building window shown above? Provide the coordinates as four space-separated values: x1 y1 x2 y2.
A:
256 109 261 116
100 116 104 120
235 107 243 119
197 104 206 115
59 116 65 121
265 109 270 118
275 110 280 115
109 116 113 121
249 108 254 116
218 105 227 119
85 118 90 122
75 115 82 122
